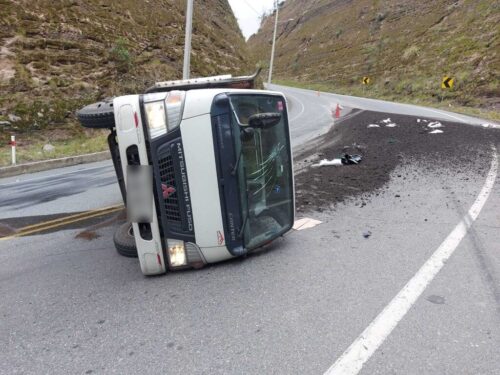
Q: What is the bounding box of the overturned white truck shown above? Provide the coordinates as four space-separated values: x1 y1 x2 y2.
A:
77 72 295 275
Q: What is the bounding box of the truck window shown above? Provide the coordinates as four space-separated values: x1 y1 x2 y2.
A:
230 95 294 249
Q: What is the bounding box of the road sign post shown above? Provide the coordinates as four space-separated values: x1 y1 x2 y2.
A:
362 77 370 85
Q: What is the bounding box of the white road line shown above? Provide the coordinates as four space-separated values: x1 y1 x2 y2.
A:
286 92 306 122
324 145 498 375
421 107 470 124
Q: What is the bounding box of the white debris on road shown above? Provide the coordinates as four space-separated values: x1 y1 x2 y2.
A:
482 123 500 129
429 129 444 134
367 124 380 128
417 119 429 123
428 121 443 128
312 158 343 167
376 118 397 127
293 218 322 231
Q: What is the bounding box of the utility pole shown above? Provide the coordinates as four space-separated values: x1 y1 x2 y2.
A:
183 0 194 80
268 0 279 85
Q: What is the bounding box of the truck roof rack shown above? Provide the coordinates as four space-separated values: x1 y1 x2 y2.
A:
145 68 262 93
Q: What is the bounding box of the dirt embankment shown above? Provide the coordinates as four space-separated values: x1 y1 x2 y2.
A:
0 0 250 139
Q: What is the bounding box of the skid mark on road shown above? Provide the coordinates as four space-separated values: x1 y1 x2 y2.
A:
324 145 498 375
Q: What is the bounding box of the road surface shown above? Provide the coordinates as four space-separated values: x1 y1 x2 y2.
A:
1 85 499 375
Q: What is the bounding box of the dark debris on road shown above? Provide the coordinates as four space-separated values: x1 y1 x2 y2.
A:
295 111 499 212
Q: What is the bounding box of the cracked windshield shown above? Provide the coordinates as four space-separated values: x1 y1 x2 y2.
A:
230 95 294 249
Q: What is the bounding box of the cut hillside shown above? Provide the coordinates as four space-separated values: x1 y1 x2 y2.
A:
0 0 250 142
249 0 499 120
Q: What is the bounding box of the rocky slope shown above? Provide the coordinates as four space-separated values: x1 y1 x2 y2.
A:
0 0 251 136
249 0 499 115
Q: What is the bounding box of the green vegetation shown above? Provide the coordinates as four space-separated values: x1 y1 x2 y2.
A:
110 38 133 72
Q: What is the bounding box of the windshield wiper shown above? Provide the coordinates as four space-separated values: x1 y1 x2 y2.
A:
231 127 255 176
231 148 243 176
238 211 249 239
238 166 251 239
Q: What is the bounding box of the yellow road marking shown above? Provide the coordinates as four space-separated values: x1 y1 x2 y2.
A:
18 205 123 231
0 205 124 241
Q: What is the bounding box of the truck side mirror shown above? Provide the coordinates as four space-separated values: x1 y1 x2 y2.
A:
248 112 281 128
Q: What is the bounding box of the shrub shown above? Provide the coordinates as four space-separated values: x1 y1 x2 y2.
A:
110 38 133 72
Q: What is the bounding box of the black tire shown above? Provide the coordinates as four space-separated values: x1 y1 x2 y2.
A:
113 222 138 258
77 99 115 129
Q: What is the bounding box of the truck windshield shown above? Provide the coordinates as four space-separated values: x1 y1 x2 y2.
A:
230 94 294 249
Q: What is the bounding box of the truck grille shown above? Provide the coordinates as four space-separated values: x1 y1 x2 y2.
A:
153 137 193 236
158 154 181 223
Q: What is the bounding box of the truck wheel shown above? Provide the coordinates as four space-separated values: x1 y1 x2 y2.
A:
77 99 115 129
113 222 138 258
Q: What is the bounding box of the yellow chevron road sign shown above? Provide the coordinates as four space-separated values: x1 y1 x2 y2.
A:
442 76 454 89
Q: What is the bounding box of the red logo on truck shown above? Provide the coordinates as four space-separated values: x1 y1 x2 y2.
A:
217 231 224 246
161 184 176 199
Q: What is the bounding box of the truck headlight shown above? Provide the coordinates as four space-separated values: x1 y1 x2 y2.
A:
164 91 185 131
144 91 185 139
167 239 187 267
145 101 167 138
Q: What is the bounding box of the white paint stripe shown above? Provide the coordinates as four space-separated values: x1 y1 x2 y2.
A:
423 107 470 123
287 92 306 122
325 145 498 375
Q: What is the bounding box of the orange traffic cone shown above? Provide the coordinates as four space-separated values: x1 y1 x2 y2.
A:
335 104 341 118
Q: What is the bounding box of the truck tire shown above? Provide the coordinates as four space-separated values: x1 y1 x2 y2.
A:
113 222 138 258
77 99 115 129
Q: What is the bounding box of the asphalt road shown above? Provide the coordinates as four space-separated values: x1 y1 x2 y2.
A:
269 83 500 128
1 86 499 375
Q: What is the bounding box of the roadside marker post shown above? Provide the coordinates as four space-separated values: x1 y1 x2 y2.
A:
9 135 16 165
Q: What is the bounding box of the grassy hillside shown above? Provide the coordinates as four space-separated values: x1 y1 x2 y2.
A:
0 0 251 163
249 0 499 121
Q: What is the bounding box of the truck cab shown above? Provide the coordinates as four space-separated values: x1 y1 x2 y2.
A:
79 73 295 275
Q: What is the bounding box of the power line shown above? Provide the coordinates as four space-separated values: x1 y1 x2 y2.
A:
241 0 261 16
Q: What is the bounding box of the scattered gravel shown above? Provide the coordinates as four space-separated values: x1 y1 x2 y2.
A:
294 111 499 213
